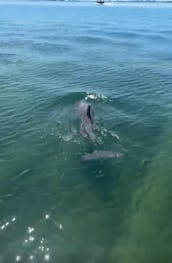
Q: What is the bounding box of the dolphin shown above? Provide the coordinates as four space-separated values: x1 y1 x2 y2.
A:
82 150 123 161
76 100 97 141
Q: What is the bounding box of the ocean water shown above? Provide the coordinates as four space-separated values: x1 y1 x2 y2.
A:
0 2 172 262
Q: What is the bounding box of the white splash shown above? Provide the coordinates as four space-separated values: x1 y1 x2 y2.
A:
85 93 108 101
40 238 44 244
85 93 97 100
39 246 45 252
62 134 73 142
44 214 50 220
27 226 34 234
16 255 21 262
59 223 63 230
29 255 34 260
110 131 120 140
5 221 9 227
1 224 5 230
28 236 35 242
44 254 50 261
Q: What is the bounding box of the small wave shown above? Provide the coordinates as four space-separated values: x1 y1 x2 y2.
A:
106 31 141 39
0 52 18 64
145 33 169 43
71 35 112 45
31 41 72 54
160 30 172 36
85 92 108 101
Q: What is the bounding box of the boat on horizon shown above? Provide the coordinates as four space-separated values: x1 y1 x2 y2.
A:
96 0 105 4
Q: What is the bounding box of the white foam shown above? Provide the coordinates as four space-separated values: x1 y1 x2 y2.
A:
85 93 108 101
29 255 34 260
44 254 50 261
62 134 73 142
28 236 35 242
1 224 5 230
28 226 34 234
5 222 9 227
110 131 120 140
40 238 44 244
44 214 50 220
59 223 63 230
16 255 21 262
39 246 45 252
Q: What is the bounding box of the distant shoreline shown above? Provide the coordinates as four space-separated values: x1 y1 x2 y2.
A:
1 0 172 5
1 0 172 3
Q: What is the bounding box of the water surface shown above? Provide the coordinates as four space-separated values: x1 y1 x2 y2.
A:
0 2 172 263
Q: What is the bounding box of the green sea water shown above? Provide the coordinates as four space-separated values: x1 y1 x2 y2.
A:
0 2 172 262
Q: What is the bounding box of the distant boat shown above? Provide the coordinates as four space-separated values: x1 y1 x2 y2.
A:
96 0 105 4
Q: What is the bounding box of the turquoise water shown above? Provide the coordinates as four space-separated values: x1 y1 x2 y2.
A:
0 2 172 262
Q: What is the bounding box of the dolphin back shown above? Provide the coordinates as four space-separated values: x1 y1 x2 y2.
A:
76 100 96 141
82 150 123 161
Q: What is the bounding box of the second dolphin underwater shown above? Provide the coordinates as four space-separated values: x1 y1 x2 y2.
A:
76 100 122 161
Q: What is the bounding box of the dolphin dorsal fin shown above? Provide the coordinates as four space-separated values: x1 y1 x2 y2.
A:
87 105 93 123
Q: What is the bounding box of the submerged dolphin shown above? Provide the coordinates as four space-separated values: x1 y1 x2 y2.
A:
76 101 123 160
82 150 123 161
76 100 97 141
